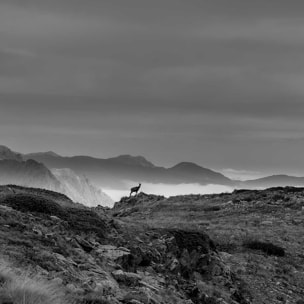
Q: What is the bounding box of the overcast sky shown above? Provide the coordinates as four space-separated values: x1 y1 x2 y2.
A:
1 0 304 177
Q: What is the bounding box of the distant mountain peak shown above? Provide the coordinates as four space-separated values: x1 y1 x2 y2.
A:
0 145 23 161
109 154 156 168
26 151 60 157
171 162 204 171
44 151 60 157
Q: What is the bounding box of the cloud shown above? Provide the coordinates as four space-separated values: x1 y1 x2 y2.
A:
103 182 234 204
195 19 304 45
1 1 304 174
220 169 265 181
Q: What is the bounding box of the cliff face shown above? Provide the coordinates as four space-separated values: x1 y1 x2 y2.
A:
52 168 113 207
0 158 112 207
0 159 62 190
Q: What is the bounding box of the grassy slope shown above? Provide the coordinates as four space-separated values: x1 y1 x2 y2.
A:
113 189 304 304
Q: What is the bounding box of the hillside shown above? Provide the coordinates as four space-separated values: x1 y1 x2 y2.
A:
0 145 23 161
0 185 304 303
0 157 113 207
113 188 304 303
0 159 62 190
52 168 113 207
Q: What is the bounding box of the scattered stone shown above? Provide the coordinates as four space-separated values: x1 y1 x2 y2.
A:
96 244 131 268
261 221 273 225
112 269 141 286
123 291 150 304
50 215 61 221
66 283 84 294
75 236 95 253
51 277 63 285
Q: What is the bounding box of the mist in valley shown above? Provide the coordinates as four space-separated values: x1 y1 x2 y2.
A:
103 182 234 204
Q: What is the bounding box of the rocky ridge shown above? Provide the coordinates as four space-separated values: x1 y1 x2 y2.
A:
112 189 304 304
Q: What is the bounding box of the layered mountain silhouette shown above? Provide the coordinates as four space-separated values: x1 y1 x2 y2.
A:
2 145 304 198
23 151 232 189
0 146 113 206
240 175 304 188
22 147 304 190
0 145 23 161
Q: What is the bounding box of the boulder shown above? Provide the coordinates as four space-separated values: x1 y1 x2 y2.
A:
112 269 141 286
95 245 131 268
123 290 150 304
75 236 95 253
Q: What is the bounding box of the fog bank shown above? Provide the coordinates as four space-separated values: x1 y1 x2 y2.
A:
103 183 234 205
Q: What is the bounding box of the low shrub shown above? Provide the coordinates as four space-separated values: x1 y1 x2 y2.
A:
62 207 107 238
168 229 216 254
1 194 66 217
244 240 285 257
1 194 108 239
203 205 221 212
272 193 284 201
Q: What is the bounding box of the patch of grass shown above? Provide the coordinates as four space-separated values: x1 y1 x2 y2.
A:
3 278 69 304
0 260 71 304
79 294 113 304
215 239 238 253
243 240 285 257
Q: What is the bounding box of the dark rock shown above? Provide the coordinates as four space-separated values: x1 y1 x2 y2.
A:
167 229 216 255
75 236 94 253
112 270 141 286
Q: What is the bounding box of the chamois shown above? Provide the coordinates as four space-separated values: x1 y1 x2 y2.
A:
130 183 141 197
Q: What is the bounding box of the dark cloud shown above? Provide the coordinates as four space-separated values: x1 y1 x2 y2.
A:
1 1 304 174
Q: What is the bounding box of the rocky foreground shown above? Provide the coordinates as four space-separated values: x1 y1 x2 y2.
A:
0 185 303 304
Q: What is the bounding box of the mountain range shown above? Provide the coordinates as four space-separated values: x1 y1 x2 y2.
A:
2 145 304 204
22 151 232 189
0 146 113 207
21 146 304 190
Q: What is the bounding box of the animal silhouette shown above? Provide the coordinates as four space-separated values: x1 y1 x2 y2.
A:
130 183 141 197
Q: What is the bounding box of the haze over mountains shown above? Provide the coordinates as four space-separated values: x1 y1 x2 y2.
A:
22 145 304 191
0 145 113 207
23 151 232 189
2 144 304 204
